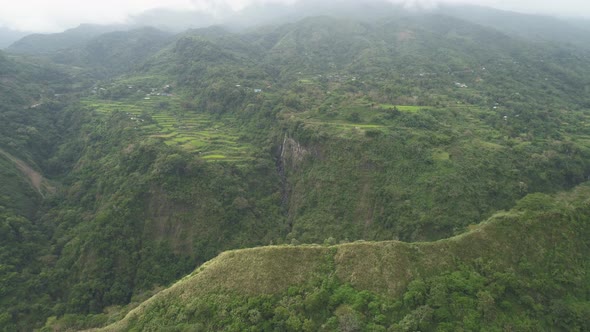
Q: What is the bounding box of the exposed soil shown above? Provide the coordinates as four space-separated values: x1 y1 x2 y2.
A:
0 148 55 197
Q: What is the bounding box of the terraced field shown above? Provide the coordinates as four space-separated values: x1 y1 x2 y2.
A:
377 104 426 112
82 96 255 162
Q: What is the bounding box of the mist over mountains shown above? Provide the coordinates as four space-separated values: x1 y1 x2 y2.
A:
3 0 590 50
0 26 29 48
2 1 590 331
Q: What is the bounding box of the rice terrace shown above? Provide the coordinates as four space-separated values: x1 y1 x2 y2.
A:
82 95 256 162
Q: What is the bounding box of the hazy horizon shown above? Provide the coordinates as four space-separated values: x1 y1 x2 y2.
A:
1 0 590 33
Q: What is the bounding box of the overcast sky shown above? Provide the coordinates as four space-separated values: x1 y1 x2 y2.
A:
1 0 589 33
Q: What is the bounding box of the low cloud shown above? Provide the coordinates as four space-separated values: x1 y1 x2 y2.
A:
0 0 195 32
0 0 589 33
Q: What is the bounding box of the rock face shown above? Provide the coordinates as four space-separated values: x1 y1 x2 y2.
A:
281 136 310 170
277 134 310 231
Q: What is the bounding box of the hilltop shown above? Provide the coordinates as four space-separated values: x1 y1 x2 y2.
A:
6 24 127 55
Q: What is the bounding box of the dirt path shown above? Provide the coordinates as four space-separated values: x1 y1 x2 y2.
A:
0 148 55 197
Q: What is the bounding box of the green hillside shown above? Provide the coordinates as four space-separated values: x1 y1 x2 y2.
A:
0 51 89 331
50 27 174 76
98 184 590 331
0 50 75 211
1 8 590 331
6 24 126 55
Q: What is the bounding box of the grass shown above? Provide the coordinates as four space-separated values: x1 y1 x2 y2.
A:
82 96 255 162
284 101 430 138
201 154 227 160
475 139 505 150
432 150 450 161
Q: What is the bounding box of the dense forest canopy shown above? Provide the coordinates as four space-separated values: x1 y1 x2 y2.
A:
1 4 590 331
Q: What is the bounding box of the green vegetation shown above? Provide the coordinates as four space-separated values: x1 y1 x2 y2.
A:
82 96 257 161
98 184 590 331
2 8 590 331
7 24 122 55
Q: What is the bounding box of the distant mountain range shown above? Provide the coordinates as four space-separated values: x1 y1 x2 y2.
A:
438 5 590 49
6 2 590 53
6 24 129 54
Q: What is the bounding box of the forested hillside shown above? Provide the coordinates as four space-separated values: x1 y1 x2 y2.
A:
1 7 590 331
0 50 89 330
6 24 126 55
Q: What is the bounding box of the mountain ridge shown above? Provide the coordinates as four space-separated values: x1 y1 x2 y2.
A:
95 183 590 331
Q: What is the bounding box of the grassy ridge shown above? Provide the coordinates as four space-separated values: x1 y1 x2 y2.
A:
97 184 590 331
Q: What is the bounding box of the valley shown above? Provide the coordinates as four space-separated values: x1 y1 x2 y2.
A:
0 4 590 331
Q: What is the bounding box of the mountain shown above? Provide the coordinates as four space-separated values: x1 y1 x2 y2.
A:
227 0 403 28
129 8 219 32
124 1 590 50
128 0 406 33
135 14 590 241
7 26 174 77
438 5 590 50
6 24 128 55
2 7 590 331
48 27 174 75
